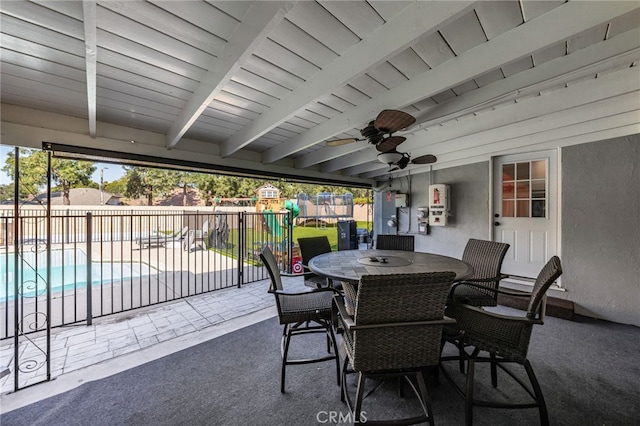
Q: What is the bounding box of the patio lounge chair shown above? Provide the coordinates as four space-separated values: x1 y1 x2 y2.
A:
136 226 188 249
183 220 209 251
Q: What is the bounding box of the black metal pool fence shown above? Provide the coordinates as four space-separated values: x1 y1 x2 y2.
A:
1 210 293 340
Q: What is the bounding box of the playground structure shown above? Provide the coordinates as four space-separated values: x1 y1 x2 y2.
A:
254 185 300 237
202 186 358 270
296 192 354 227
254 184 302 272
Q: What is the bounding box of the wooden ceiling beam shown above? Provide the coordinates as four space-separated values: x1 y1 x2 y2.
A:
325 67 640 172
297 27 640 168
166 1 295 149
221 1 475 158
363 116 640 179
272 1 638 165
82 1 97 137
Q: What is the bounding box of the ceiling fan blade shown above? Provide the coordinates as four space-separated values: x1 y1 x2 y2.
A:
374 110 416 133
376 136 406 152
411 154 438 164
388 166 400 172
326 138 358 147
397 156 411 169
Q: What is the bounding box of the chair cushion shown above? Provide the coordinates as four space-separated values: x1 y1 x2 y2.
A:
303 274 328 288
452 283 498 307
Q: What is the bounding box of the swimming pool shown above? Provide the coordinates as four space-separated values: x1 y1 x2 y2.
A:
0 249 157 300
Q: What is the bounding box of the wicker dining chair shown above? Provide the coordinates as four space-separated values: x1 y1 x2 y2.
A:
260 246 341 393
442 256 563 426
375 234 415 251
297 236 334 289
335 271 456 425
449 238 510 307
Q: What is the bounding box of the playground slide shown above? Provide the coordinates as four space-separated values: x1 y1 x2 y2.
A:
262 201 299 238
262 210 283 238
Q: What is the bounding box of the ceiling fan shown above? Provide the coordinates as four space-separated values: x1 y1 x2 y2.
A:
326 109 437 172
326 109 416 150
378 151 437 172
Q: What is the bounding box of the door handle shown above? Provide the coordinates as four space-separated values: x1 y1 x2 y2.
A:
494 221 500 226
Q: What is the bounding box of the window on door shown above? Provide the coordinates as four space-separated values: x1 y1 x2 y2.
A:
501 160 547 218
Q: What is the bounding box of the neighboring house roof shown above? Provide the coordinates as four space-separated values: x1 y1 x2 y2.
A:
0 200 42 205
34 188 122 205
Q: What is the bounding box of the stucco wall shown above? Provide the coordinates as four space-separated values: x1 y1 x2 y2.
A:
561 135 639 325
373 135 639 326
411 162 491 257
374 162 490 258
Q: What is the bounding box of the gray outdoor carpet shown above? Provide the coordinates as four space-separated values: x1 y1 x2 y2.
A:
2 307 639 425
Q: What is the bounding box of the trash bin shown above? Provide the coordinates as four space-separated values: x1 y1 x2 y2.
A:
356 228 369 244
337 220 357 250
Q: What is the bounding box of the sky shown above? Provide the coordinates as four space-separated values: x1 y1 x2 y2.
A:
0 145 125 185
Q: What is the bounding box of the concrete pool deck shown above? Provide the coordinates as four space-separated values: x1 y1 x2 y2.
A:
0 275 309 411
0 240 261 338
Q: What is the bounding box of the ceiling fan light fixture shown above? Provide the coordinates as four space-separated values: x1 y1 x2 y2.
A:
378 151 403 165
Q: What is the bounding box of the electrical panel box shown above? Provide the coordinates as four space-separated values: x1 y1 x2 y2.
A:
428 184 450 226
418 221 429 235
395 193 408 208
380 191 397 235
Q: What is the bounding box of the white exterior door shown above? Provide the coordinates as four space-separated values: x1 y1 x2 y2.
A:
493 150 558 279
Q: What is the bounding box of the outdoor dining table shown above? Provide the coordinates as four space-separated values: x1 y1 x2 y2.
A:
308 249 473 283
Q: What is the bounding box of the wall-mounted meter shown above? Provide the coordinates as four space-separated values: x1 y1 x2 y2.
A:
417 207 429 235
417 207 429 219
428 184 450 226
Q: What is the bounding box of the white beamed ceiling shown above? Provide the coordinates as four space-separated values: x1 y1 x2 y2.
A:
1 1 639 185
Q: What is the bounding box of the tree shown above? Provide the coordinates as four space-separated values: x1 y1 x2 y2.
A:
196 175 247 201
0 183 15 202
123 166 175 206
104 176 127 197
2 148 96 204
174 171 197 206
192 173 372 204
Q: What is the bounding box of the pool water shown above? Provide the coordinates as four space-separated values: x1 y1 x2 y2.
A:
0 249 156 300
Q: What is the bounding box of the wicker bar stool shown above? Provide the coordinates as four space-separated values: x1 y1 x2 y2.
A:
442 256 563 426
449 238 510 307
260 246 341 393
297 236 334 288
335 271 456 425
374 234 415 251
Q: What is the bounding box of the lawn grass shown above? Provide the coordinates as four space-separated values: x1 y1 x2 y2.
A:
292 222 371 251
213 221 372 260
